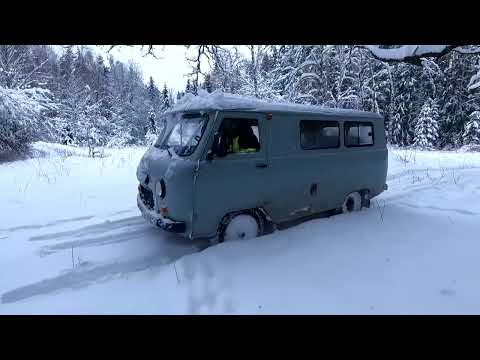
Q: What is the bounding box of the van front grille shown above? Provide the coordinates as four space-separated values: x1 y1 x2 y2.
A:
139 184 154 210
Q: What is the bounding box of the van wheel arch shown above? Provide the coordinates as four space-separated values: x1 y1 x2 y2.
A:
342 189 371 213
359 189 371 208
216 208 267 243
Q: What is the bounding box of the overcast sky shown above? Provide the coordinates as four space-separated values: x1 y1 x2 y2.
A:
91 45 249 94
96 45 195 93
53 45 249 94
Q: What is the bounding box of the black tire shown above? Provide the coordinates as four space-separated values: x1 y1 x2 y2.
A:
342 192 362 214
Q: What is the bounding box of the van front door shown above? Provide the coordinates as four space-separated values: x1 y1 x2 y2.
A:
193 112 268 238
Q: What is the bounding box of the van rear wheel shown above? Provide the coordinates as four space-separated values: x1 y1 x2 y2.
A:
342 192 362 214
218 211 263 243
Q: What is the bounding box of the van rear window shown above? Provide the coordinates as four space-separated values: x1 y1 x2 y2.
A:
344 122 374 147
300 120 339 150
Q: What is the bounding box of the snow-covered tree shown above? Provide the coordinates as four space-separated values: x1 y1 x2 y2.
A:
462 111 480 146
4 44 480 153
468 65 480 92
413 99 440 150
388 113 403 145
296 45 365 108
147 77 161 106
202 74 212 93
185 79 193 94
363 45 480 65
269 45 310 101
168 88 175 109
162 83 170 110
0 86 58 157
145 76 161 134
435 52 477 148
1 45 183 151
208 46 243 94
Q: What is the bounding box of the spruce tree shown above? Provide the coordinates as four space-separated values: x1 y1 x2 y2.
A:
413 99 440 150
162 83 169 109
462 111 480 146
58 45 75 100
388 113 403 145
147 76 160 104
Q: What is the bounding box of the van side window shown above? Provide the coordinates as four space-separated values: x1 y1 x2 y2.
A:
300 120 339 150
344 122 374 147
219 118 260 155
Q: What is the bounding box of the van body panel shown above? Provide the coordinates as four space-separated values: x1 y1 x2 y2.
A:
136 146 197 233
192 111 268 238
264 113 341 221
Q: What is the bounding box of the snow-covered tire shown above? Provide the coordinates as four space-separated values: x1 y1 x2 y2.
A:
342 192 362 214
218 211 263 243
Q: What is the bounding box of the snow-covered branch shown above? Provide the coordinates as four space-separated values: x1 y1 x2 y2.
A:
17 58 49 89
361 45 480 66
468 71 480 91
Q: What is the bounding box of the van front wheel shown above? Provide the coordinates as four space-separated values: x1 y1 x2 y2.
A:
342 192 362 214
218 211 263 243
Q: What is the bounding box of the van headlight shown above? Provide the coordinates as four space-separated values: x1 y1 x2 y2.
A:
155 179 166 199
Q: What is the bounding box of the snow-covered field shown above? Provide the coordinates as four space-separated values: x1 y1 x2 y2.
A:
1 142 480 314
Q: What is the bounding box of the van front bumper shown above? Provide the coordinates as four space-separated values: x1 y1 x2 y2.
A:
137 194 186 233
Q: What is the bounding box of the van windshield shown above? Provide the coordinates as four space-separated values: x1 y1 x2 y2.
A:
155 113 209 157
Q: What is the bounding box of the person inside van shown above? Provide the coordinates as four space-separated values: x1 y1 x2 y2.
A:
234 122 260 153
217 119 260 156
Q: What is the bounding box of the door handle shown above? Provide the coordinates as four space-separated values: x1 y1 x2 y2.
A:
256 163 268 168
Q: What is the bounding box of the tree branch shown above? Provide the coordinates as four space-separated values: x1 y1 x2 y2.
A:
360 45 480 66
17 58 49 89
106 45 163 59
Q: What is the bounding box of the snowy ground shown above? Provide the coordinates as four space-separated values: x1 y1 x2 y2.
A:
1 143 480 314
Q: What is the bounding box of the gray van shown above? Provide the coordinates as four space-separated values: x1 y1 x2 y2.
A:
136 93 388 242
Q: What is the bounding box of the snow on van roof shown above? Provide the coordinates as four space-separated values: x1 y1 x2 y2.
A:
168 90 382 119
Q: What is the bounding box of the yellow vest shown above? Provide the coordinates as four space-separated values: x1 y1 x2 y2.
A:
231 137 256 153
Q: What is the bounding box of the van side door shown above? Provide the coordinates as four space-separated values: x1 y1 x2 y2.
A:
261 116 342 223
192 111 269 239
300 118 344 213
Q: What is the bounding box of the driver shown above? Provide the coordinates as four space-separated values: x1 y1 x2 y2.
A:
220 119 259 154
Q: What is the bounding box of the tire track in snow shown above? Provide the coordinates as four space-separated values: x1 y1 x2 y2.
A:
0 215 95 233
1 207 137 234
1 255 172 304
38 225 160 256
2 240 206 304
29 216 145 242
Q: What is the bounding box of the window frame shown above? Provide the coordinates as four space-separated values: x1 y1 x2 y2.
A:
156 112 210 157
219 117 262 156
299 120 340 151
344 121 375 148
